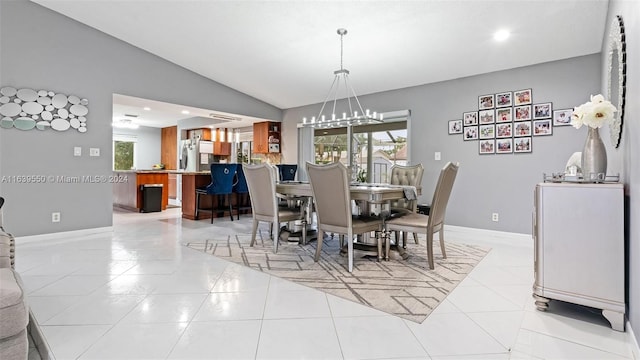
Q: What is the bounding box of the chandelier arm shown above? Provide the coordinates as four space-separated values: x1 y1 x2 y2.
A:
331 75 341 120
316 75 340 121
343 73 355 120
345 75 368 119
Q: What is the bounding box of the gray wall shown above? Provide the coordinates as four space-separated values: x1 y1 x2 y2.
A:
112 126 161 170
283 54 600 234
0 0 282 236
604 0 639 345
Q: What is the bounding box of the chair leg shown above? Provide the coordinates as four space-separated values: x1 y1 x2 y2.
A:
195 193 200 220
339 234 344 248
347 230 354 272
376 231 382 262
250 219 258 247
439 227 447 258
426 230 435 270
274 221 279 254
413 232 419 244
211 195 215 224
314 228 324 261
385 231 391 261
236 193 240 220
228 194 234 221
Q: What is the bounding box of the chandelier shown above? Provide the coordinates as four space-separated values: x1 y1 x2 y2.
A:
302 28 383 128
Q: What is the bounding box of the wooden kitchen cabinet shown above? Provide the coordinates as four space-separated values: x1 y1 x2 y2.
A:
161 126 177 170
213 141 231 156
253 121 281 154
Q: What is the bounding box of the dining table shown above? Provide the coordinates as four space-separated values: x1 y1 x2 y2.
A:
275 181 421 260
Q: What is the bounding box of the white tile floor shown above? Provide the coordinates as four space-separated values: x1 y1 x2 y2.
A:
16 208 637 360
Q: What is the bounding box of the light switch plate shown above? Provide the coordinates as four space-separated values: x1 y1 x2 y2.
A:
435 152 441 161
89 148 100 157
74 147 82 156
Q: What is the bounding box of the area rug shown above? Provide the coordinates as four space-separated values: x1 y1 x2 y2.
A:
185 232 489 323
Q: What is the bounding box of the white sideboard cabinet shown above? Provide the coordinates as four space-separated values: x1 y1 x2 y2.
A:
532 182 625 331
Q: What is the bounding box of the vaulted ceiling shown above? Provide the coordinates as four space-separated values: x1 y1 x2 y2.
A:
32 0 608 111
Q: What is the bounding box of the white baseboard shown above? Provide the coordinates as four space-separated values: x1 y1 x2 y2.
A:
16 226 113 246
629 321 640 359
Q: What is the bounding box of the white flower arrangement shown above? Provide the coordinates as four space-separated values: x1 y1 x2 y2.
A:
571 94 617 129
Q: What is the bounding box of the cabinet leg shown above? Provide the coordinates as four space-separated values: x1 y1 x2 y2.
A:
602 310 625 332
533 293 550 311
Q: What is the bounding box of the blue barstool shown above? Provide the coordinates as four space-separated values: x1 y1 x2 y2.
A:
195 163 238 223
276 164 298 181
232 164 251 220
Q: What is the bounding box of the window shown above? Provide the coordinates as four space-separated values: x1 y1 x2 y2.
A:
313 120 408 182
113 134 137 170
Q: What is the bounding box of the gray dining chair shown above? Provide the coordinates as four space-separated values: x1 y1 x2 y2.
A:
306 162 383 273
385 162 459 269
389 163 424 245
243 164 304 253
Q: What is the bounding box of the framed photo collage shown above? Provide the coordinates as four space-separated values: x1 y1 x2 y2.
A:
448 88 573 155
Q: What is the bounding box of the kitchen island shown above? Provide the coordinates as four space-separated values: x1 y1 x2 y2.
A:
179 171 211 220
113 170 169 212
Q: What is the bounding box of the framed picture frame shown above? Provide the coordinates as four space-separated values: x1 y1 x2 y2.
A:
448 119 463 134
463 111 478 126
514 88 532 105
496 107 513 123
496 123 513 138
463 126 478 140
496 91 512 108
479 124 495 139
514 105 532 121
514 121 532 137
514 137 532 153
479 139 495 154
533 102 552 119
496 138 513 154
533 119 553 136
553 109 573 126
479 109 495 124
478 94 495 110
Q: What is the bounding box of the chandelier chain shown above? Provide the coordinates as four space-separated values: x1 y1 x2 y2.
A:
340 31 344 71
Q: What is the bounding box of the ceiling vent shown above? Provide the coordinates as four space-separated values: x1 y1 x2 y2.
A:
210 113 241 122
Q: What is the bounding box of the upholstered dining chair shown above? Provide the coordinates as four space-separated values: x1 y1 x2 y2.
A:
389 163 424 245
195 163 237 223
276 164 298 181
243 164 304 253
385 162 459 270
232 164 251 219
306 162 383 273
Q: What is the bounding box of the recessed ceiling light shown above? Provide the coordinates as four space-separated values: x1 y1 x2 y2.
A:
494 29 510 42
143 107 151 111
181 110 190 115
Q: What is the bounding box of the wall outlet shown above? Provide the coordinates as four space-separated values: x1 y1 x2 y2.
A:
74 147 82 156
434 152 441 161
89 148 100 157
52 212 61 223
492 213 499 222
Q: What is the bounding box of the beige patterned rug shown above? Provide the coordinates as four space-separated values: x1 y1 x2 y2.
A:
186 232 489 323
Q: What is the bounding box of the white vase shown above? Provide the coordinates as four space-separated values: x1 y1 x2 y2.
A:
581 127 607 181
